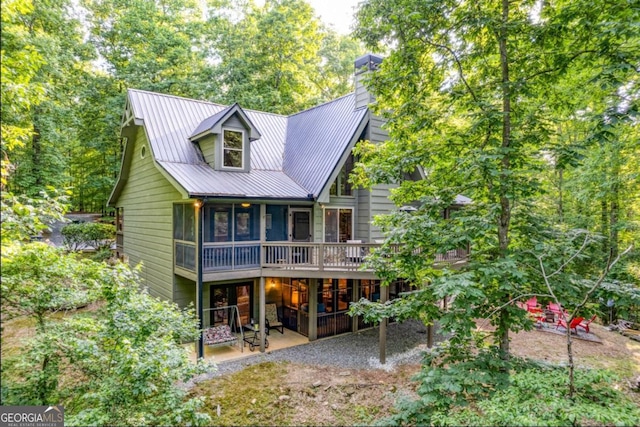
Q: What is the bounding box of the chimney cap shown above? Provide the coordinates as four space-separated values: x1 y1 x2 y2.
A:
354 53 383 73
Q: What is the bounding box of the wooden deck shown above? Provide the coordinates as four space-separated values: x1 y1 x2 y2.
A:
175 241 469 275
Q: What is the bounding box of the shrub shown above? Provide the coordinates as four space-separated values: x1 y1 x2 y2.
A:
61 222 115 251
386 363 640 426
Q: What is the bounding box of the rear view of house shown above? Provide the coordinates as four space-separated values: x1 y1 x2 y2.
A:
108 54 468 357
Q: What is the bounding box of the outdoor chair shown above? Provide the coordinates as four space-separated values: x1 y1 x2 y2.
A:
525 297 541 311
265 303 284 335
547 302 563 316
577 315 597 334
556 316 585 334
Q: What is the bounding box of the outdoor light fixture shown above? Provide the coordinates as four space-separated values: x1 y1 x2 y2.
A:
270 278 276 289
399 205 417 213
241 202 251 208
194 199 203 208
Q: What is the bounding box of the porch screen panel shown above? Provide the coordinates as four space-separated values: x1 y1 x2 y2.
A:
173 205 184 240
173 204 195 242
204 204 232 242
234 204 260 241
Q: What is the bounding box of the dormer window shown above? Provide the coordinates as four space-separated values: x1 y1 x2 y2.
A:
223 129 244 169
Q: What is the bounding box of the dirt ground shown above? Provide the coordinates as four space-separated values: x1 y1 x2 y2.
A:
240 322 640 426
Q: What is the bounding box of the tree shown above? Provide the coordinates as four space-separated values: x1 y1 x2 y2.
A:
0 0 46 187
212 0 361 114
349 0 639 421
4 0 95 200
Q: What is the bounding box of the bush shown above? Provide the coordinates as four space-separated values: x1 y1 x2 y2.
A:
61 222 115 251
387 363 640 426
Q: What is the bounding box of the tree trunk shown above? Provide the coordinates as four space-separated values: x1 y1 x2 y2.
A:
566 321 575 398
557 168 564 224
31 124 42 190
497 0 512 358
601 200 609 260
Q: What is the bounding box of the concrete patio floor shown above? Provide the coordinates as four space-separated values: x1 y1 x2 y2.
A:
187 327 309 364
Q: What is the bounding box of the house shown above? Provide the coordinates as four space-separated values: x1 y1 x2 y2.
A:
108 54 469 357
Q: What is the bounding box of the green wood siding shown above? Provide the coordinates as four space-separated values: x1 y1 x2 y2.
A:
117 126 184 301
370 184 396 240
199 135 216 166
174 275 196 309
356 188 371 241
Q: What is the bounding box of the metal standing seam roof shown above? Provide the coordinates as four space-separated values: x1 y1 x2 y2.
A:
283 95 368 197
124 89 366 199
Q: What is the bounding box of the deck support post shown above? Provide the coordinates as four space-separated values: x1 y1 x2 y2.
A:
259 276 266 352
196 201 204 359
379 285 389 364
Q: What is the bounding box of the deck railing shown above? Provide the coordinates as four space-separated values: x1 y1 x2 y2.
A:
174 240 469 273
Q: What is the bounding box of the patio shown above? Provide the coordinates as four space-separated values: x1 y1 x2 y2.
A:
187 327 309 364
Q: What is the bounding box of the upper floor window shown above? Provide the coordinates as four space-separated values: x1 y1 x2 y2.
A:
223 129 244 169
330 152 354 196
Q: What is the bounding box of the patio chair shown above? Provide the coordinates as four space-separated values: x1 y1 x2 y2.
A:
577 315 597 334
525 297 541 311
547 302 563 316
265 303 284 335
556 316 584 334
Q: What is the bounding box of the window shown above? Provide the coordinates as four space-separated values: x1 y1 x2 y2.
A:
324 208 353 242
329 152 354 196
223 129 244 168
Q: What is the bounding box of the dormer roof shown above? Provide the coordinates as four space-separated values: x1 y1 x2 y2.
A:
189 103 262 142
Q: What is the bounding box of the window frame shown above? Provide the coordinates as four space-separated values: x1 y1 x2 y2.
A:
222 128 245 170
322 207 354 243
329 152 354 197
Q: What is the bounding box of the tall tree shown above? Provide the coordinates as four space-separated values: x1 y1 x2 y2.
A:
2 0 97 211
351 0 638 358
212 0 361 114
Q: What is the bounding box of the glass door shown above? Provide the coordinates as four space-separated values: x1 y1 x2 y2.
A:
210 282 253 327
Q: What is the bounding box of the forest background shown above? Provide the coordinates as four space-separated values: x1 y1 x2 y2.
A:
2 0 363 212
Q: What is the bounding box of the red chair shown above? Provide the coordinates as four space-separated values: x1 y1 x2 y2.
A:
547 302 563 316
556 316 584 334
525 297 541 311
577 315 597 334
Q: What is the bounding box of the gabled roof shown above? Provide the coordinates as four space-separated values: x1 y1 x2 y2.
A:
284 95 368 197
189 103 262 142
109 89 368 203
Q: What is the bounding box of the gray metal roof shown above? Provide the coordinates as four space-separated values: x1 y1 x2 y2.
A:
189 104 235 139
123 89 366 199
159 163 310 199
284 95 368 196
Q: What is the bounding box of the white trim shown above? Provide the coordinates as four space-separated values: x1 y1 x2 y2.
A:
221 128 245 170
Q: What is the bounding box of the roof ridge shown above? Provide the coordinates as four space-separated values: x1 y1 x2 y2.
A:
287 92 356 118
127 88 288 118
